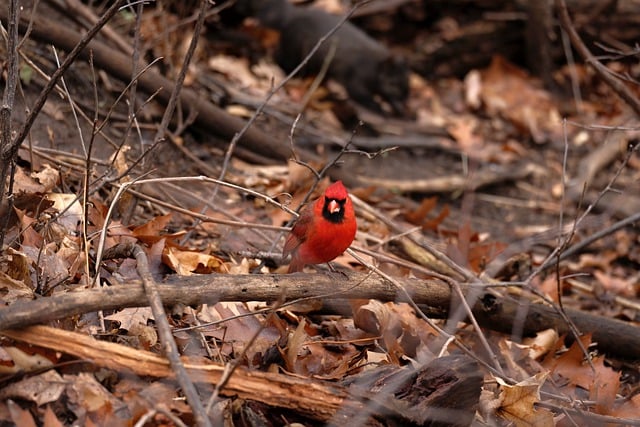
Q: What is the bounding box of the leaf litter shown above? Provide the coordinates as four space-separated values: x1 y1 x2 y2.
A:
0 1 639 426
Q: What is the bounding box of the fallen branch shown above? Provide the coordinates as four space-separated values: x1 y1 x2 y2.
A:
360 161 538 193
1 272 639 359
1 325 482 425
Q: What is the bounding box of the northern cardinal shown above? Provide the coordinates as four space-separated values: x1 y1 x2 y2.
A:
283 180 357 273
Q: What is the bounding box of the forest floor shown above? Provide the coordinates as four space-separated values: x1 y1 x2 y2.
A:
0 0 639 426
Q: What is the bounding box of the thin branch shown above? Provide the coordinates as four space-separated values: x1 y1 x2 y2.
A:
0 0 21 245
555 0 640 116
103 243 212 427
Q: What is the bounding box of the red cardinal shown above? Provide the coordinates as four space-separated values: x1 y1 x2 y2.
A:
283 180 357 273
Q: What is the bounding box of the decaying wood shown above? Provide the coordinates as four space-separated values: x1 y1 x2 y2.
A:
1 325 482 425
1 272 639 359
341 353 483 426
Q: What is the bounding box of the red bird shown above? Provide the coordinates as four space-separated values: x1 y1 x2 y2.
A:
283 180 357 273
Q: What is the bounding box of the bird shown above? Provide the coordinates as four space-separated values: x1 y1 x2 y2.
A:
283 180 357 273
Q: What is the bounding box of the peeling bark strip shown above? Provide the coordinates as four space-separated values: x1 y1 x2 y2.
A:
1 326 481 425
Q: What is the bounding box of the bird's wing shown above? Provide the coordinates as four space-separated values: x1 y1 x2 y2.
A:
282 208 313 257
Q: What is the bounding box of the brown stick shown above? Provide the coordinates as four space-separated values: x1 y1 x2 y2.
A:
1 272 639 359
104 242 211 427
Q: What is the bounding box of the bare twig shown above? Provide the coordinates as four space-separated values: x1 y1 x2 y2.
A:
555 0 640 116
0 0 126 206
103 243 212 427
150 0 209 162
213 0 372 189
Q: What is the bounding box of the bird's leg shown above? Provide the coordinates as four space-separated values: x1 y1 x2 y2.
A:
325 262 349 279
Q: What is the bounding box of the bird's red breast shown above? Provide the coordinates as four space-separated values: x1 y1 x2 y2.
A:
283 181 357 273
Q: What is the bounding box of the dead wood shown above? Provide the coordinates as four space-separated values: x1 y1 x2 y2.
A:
341 353 483 426
360 161 537 193
472 292 640 360
412 0 640 78
1 7 294 165
1 325 482 426
0 272 639 359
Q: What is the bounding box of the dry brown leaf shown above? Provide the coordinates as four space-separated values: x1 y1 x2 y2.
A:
593 270 635 297
21 245 69 288
87 202 135 248
353 301 437 364
447 115 485 157
0 245 32 287
589 357 621 415
131 213 173 240
544 334 621 415
45 193 83 233
284 317 308 373
162 245 225 275
467 240 507 273
195 302 282 366
479 56 561 143
13 166 54 194
65 373 129 427
0 370 65 406
0 345 55 374
14 208 43 248
283 318 361 379
612 393 640 418
0 271 34 304
105 307 154 331
494 373 554 427
31 165 60 192
404 196 437 225
127 323 158 350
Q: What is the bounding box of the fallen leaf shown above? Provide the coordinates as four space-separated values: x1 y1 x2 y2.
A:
0 270 34 304
162 245 225 275
0 371 65 406
612 393 640 418
480 56 561 143
132 214 173 241
45 193 84 233
495 373 554 426
105 307 154 331
0 345 57 374
65 372 129 425
593 270 635 297
353 301 437 364
544 334 621 415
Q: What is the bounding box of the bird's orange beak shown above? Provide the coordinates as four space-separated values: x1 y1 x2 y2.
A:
328 200 340 214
